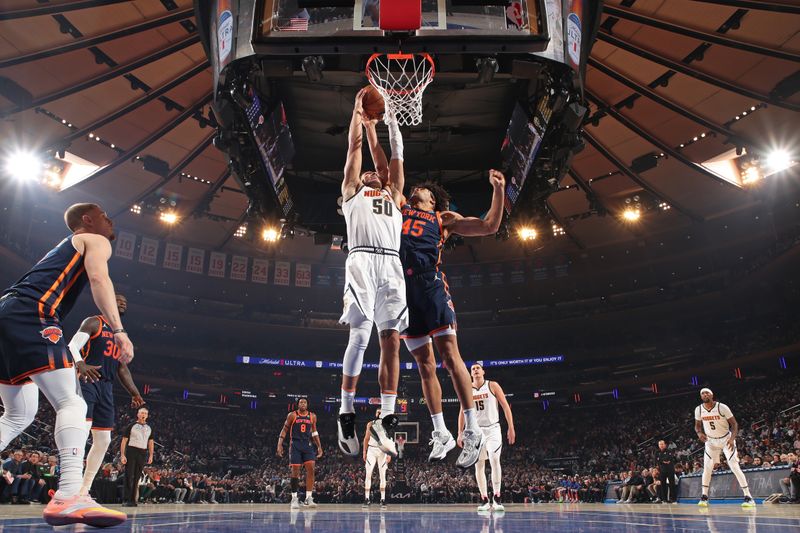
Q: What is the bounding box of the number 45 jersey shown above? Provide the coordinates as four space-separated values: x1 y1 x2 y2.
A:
339 186 408 332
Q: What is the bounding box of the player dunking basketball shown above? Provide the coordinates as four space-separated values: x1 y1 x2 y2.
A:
459 364 515 512
360 97 506 468
337 88 407 459
362 409 390 509
67 293 145 497
277 398 323 508
694 388 755 508
0 203 130 527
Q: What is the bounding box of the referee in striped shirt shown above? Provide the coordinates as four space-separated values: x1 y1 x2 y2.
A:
120 407 154 507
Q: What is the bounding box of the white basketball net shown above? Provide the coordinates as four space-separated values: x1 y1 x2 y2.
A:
367 53 435 127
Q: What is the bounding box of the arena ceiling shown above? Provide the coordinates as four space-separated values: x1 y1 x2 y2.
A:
0 0 798 264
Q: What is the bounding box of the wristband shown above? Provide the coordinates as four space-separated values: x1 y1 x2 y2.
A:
312 431 319 437
113 328 126 335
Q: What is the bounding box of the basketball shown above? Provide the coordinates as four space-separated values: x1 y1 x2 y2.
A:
362 85 385 121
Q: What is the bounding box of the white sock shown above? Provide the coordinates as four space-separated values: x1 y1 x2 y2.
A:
380 488 386 501
380 394 396 417
463 408 479 431
292 492 297 499
340 389 355 414
306 490 312 500
80 428 111 495
431 412 448 434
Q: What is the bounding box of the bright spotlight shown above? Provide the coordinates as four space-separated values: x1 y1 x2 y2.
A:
765 149 793 174
262 227 279 242
5 152 42 182
517 227 537 241
160 211 178 225
622 208 641 222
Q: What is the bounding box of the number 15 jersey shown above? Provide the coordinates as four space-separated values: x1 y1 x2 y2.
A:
473 380 500 429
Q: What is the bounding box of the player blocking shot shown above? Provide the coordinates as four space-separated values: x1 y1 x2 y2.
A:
362 409 390 509
337 87 408 459
460 364 515 512
68 293 145 497
0 203 130 527
694 388 755 508
278 398 323 508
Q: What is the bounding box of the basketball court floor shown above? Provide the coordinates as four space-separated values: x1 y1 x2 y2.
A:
1 503 799 532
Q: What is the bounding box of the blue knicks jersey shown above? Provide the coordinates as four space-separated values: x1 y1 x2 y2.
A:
81 316 120 382
291 411 313 445
3 237 88 320
399 205 444 275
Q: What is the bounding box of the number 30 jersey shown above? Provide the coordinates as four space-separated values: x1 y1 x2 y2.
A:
472 380 500 428
342 186 402 252
80 316 120 382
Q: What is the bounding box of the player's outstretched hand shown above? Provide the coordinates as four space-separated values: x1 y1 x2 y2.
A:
114 332 134 364
276 446 284 458
354 87 369 115
76 361 102 383
488 169 505 189
131 395 145 408
507 426 516 445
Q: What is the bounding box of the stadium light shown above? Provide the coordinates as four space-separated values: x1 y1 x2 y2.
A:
262 227 279 242
517 227 537 241
765 149 793 174
621 208 641 222
160 211 178 225
4 151 42 182
234 224 247 238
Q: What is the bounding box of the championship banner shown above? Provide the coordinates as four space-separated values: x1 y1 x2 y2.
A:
252 258 269 284
208 251 226 278
186 248 205 274
468 265 485 287
533 258 549 281
114 231 136 260
163 243 182 270
295 263 311 287
554 254 570 278
333 268 346 287
313 264 331 287
509 260 526 284
274 261 290 286
138 237 158 266
488 263 505 286
230 255 248 281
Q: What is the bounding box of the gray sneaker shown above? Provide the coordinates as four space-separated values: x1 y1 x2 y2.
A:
428 431 456 461
338 413 360 456
456 429 486 469
370 417 398 458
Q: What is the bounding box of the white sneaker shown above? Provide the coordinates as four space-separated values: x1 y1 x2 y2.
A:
338 413 360 456
428 430 456 461
370 417 398 458
477 498 491 512
456 429 486 469
291 496 300 509
303 496 317 508
492 496 505 512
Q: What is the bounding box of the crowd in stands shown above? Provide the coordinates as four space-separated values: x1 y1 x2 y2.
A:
3 373 799 505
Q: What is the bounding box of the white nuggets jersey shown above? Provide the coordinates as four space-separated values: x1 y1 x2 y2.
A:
473 380 500 428
695 402 734 438
342 186 402 251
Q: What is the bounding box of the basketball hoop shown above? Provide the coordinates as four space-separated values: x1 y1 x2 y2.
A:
366 53 435 127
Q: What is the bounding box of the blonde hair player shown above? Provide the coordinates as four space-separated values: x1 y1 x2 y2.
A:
459 363 515 512
694 387 755 508
336 88 408 459
362 408 390 509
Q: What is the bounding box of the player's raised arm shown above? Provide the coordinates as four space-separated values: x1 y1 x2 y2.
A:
311 413 323 458
277 412 296 457
443 170 505 239
364 119 389 182
77 233 133 364
343 88 369 199
68 316 103 383
490 381 515 445
386 114 405 208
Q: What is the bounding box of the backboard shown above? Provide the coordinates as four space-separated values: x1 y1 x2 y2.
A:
254 0 549 54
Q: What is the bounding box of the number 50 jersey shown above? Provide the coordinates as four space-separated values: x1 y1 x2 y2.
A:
342 186 402 252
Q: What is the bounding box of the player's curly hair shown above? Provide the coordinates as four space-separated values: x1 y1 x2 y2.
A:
412 181 451 212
